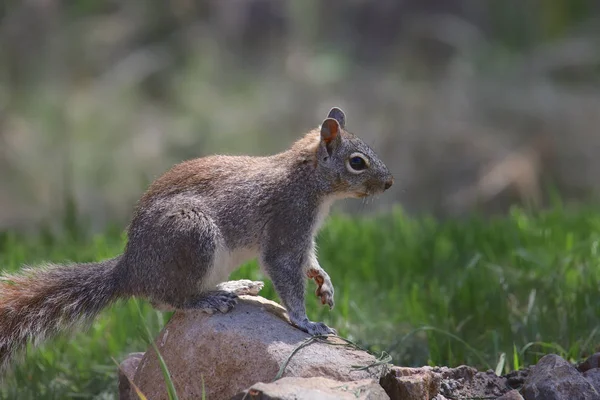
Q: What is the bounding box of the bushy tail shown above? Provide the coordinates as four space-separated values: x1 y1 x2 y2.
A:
0 257 122 372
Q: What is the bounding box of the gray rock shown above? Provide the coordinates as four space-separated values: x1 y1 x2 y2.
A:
118 352 145 400
503 367 531 390
580 353 600 373
522 354 599 400
231 377 389 400
583 368 600 394
132 295 387 400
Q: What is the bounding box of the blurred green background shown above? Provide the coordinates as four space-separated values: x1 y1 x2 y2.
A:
2 1 600 399
1 0 600 231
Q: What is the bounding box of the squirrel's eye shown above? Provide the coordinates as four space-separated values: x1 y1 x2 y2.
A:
349 156 367 171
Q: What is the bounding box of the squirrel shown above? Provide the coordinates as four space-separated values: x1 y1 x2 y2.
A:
0 107 393 371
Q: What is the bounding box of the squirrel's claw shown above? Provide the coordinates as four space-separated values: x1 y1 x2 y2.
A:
316 285 334 310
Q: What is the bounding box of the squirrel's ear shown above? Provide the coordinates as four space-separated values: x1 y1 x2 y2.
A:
320 118 341 154
327 107 346 129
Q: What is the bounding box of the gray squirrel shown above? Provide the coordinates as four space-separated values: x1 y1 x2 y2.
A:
0 107 393 370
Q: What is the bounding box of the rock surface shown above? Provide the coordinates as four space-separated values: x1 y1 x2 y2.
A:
521 354 599 400
379 364 511 400
503 367 531 390
497 389 525 400
118 290 600 400
379 366 440 400
231 377 389 400
436 365 510 398
579 353 600 373
130 295 386 400
584 368 600 394
118 352 144 400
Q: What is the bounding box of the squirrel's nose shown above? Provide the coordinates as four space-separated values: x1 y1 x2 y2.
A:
384 178 393 191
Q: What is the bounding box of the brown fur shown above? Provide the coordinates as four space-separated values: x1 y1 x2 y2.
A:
141 130 322 205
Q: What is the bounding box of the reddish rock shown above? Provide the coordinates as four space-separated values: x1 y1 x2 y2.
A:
131 295 386 400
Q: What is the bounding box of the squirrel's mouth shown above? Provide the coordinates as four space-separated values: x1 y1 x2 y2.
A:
356 185 385 198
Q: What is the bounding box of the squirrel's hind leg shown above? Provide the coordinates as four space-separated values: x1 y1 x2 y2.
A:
137 201 238 314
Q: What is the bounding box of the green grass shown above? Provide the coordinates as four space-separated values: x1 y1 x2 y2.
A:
2 204 600 399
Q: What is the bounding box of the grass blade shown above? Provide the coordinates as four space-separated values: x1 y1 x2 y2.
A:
495 353 505 376
111 357 149 400
135 300 179 400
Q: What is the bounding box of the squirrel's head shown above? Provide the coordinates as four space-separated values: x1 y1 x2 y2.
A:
315 107 393 198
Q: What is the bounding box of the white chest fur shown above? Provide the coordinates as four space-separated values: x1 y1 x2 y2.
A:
313 195 342 234
202 245 258 290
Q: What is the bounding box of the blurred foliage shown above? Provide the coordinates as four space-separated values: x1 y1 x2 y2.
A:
0 1 600 231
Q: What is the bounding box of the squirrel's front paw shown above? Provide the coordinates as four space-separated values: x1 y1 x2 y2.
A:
307 268 335 310
290 316 337 336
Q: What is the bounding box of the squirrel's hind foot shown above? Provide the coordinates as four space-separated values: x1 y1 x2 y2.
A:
183 290 238 314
